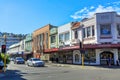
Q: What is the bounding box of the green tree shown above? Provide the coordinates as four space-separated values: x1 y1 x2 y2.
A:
0 53 10 64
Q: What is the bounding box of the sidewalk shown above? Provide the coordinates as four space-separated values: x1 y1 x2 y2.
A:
46 63 120 70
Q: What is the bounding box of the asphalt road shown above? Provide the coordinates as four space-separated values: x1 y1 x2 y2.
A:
1 62 120 80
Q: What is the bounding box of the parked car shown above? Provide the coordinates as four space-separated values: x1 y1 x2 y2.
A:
14 57 25 64
0 60 4 71
10 58 15 62
27 58 45 67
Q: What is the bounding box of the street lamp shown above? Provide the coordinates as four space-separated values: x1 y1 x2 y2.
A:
3 34 7 72
79 40 84 68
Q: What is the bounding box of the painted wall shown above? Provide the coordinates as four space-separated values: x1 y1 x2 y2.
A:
96 12 120 43
58 22 72 47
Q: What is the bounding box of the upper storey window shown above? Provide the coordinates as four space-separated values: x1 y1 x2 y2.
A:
100 24 111 35
59 34 64 42
87 27 91 37
83 28 85 38
65 32 70 41
117 24 120 36
92 25 95 36
74 30 78 39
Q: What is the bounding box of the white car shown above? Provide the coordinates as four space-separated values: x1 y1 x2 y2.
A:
27 58 45 67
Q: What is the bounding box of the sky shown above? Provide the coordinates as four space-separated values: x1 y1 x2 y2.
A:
0 0 120 34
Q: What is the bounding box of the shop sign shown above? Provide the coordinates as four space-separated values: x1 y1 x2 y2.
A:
44 48 58 52
62 46 79 50
50 28 57 35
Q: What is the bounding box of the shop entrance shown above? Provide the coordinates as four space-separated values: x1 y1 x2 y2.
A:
100 51 114 65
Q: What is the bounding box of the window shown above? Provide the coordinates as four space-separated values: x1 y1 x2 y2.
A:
117 24 120 36
65 32 69 41
83 28 85 38
87 27 91 37
84 49 96 63
46 33 48 49
51 35 56 43
92 25 95 36
74 30 78 39
59 34 64 42
100 24 111 35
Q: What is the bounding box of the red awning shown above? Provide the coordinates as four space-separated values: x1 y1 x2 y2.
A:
44 48 59 53
44 44 120 53
83 44 120 48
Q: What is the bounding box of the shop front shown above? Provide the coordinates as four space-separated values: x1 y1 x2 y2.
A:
84 44 120 65
58 51 73 64
96 48 118 65
100 51 114 65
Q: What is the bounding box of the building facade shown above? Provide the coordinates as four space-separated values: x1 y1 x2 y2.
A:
32 24 56 61
24 33 33 60
44 22 76 64
44 12 120 65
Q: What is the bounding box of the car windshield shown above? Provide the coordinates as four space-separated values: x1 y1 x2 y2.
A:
16 58 24 60
32 58 41 61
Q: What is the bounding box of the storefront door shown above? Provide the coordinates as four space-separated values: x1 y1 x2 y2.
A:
73 50 81 64
100 51 114 65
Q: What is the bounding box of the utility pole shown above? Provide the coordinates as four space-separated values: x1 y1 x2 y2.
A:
79 40 84 68
3 34 6 72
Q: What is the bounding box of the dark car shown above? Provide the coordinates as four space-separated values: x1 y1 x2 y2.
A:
0 60 4 70
14 57 25 64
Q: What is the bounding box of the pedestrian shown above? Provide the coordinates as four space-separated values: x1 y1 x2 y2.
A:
108 57 111 67
116 60 119 66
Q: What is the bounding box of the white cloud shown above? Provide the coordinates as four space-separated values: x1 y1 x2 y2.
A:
71 4 120 19
90 6 95 10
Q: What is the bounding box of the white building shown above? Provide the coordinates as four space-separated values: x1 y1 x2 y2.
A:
8 40 25 57
71 12 120 65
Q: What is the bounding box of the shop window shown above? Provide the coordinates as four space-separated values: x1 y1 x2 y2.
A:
75 54 79 62
118 49 120 60
84 49 96 63
100 24 111 35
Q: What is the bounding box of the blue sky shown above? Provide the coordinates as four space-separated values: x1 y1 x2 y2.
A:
0 0 120 34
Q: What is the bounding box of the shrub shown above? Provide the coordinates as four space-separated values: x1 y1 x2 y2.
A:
0 53 10 64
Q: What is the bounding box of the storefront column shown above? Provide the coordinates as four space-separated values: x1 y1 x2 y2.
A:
111 49 118 65
96 49 100 65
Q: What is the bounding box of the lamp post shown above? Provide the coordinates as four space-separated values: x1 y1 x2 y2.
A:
3 34 6 72
79 40 84 68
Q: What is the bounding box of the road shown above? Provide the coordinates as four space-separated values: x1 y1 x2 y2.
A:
1 62 120 80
